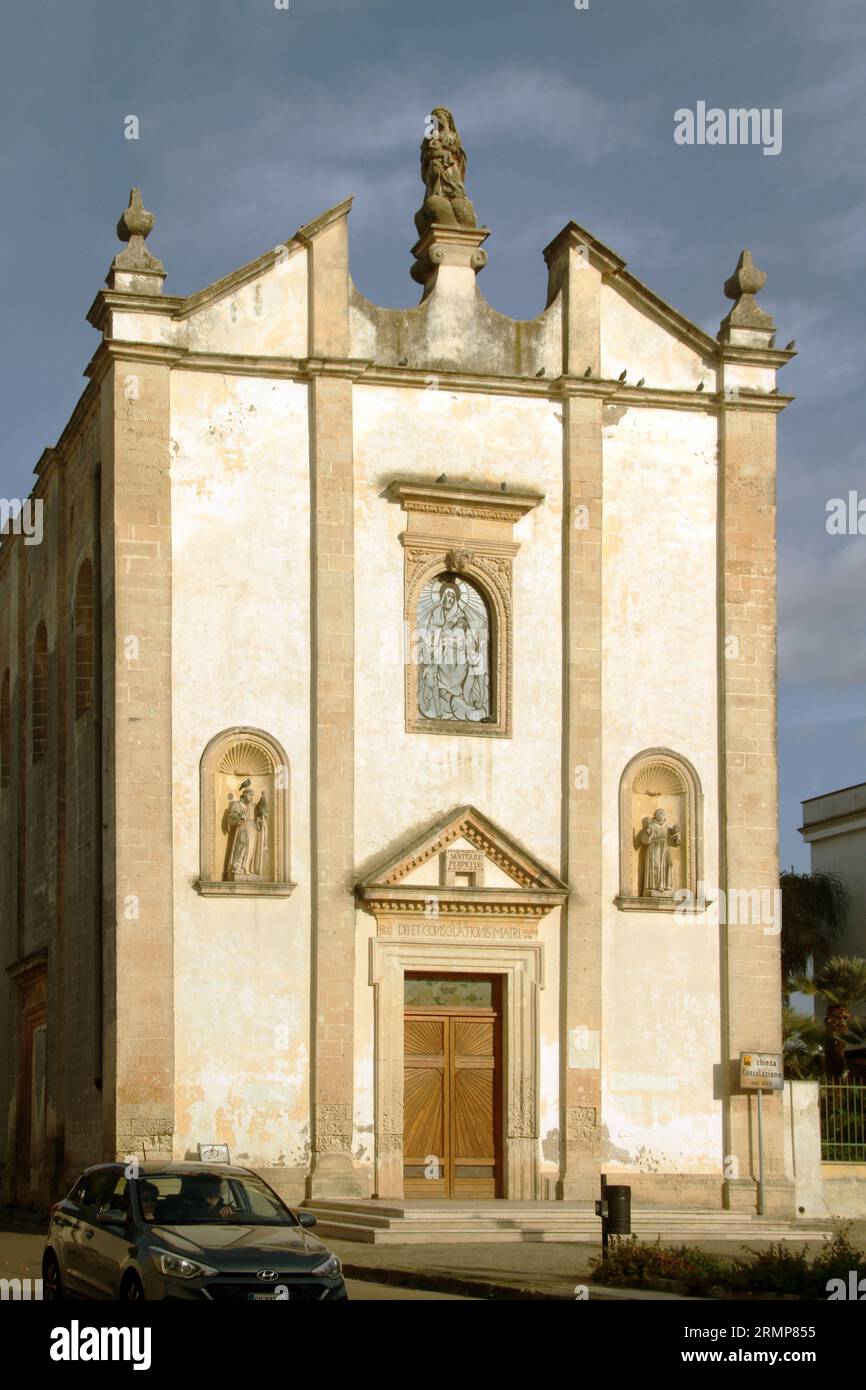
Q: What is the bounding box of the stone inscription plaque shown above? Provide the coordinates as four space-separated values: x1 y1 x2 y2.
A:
379 919 537 941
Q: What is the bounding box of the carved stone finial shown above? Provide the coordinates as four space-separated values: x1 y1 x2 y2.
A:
415 108 477 236
718 248 774 344
107 187 165 293
723 248 766 301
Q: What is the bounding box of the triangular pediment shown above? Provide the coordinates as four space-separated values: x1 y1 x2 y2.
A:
357 805 567 899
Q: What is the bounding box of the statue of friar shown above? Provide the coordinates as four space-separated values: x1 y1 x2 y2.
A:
415 108 478 235
638 808 681 897
225 779 269 881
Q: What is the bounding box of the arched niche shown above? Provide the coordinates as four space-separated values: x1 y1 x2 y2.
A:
198 727 295 897
616 748 703 912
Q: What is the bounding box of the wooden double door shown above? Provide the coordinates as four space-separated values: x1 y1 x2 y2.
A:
403 975 502 1199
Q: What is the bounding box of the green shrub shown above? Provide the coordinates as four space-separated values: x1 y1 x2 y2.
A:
589 1236 728 1292
591 1225 866 1299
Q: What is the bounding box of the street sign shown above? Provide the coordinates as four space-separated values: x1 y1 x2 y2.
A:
739 1052 783 1091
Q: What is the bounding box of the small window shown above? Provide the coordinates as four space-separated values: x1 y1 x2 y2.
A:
32 624 48 765
74 559 94 720
0 669 10 790
404 978 493 1009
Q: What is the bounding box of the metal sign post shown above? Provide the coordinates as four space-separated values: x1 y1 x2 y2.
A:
739 1052 783 1217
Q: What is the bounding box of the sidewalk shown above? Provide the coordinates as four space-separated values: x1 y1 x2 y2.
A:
329 1237 699 1300
329 1221 863 1302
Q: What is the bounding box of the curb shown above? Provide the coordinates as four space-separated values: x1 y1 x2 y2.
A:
341 1263 697 1301
342 1261 570 1300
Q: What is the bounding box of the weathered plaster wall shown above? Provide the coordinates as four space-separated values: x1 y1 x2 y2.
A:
601 284 712 389
600 404 723 1174
169 370 312 1177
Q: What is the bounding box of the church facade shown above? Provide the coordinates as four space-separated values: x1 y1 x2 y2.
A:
0 114 796 1213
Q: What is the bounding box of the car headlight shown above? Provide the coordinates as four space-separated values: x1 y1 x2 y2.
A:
311 1254 342 1279
151 1247 219 1280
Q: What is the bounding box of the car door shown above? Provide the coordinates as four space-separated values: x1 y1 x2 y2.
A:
56 1171 112 1296
87 1172 134 1298
69 1170 116 1298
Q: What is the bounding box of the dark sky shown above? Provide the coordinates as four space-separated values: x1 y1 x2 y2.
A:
1 0 863 865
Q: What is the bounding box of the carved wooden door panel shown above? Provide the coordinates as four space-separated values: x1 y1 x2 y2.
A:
452 1018 497 1199
403 1018 448 1197
403 989 501 1199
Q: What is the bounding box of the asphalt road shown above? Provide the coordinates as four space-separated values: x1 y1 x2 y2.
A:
0 1228 474 1301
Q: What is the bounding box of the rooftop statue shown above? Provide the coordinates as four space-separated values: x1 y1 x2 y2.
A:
415 107 478 235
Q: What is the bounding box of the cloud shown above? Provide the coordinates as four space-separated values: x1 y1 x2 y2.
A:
779 535 866 692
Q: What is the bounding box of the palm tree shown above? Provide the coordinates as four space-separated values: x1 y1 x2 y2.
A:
782 1005 825 1079
790 956 866 1078
779 868 849 987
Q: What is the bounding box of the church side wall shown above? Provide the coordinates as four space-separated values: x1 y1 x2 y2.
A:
0 395 104 1204
169 370 312 1197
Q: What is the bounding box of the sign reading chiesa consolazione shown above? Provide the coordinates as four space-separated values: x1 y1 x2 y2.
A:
739 1052 784 1091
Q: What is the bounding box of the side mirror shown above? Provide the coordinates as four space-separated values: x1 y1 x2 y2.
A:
96 1208 128 1226
297 1211 317 1228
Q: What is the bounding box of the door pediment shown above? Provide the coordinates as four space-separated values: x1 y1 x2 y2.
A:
356 806 567 927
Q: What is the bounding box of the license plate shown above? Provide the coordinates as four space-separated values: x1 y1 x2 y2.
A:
248 1291 286 1301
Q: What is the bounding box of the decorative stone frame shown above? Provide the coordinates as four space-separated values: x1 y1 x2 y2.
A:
198 726 295 897
370 938 544 1200
616 747 704 912
390 481 542 739
358 804 567 1199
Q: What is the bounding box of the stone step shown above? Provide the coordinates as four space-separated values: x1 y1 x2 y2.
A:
303 1200 829 1245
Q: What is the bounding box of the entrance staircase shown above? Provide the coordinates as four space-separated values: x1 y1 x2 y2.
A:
302 1199 830 1245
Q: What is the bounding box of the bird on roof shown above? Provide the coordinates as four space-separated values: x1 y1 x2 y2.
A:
636 377 645 388
584 366 592 377
618 369 627 382
785 339 796 351
696 381 705 392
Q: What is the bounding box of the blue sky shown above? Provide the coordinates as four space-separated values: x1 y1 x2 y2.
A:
1 0 863 866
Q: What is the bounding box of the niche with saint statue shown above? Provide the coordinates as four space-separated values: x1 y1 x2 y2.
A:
616 749 703 911
198 728 295 896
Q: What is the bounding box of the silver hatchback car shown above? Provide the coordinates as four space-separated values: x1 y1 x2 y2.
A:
43 1161 347 1301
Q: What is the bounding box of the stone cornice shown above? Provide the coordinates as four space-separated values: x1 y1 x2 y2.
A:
389 481 542 525
79 346 794 411
293 195 355 247
357 887 566 916
720 344 797 368
87 290 185 332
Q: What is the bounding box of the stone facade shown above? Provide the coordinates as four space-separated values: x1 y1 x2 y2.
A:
0 124 796 1212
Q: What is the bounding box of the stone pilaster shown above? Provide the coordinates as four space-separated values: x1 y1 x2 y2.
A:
545 226 605 1198
99 355 175 1163
718 252 794 1214
299 203 365 1197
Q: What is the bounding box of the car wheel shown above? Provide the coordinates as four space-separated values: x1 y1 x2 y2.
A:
43 1251 64 1301
121 1272 145 1302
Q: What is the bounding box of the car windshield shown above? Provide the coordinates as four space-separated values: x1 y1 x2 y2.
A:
135 1172 298 1225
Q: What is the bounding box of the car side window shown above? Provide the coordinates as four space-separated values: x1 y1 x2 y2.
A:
97 1174 129 1216
69 1172 113 1211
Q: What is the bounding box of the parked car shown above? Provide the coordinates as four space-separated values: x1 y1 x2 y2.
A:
42 1161 347 1301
